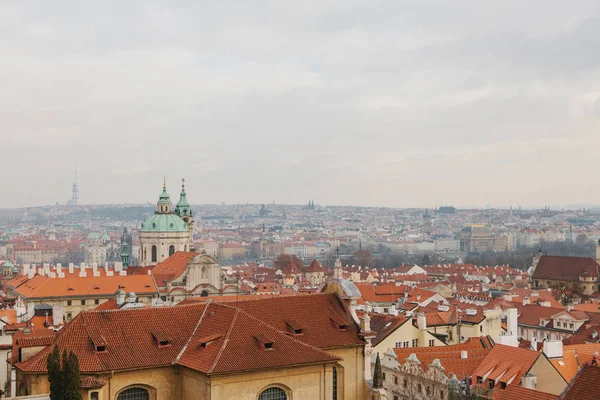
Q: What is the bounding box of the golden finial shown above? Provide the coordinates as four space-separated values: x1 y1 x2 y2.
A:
163 176 166 189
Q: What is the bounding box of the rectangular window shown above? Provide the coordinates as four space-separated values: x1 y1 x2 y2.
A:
91 392 99 400
429 339 435 347
412 339 418 347
81 300 86 305
383 372 386 381
403 341 409 348
95 299 100 305
394 376 398 385
569 323 574 329
66 312 72 322
67 300 72 306
395 342 402 348
332 366 338 400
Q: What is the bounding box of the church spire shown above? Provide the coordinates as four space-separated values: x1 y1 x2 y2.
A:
157 177 172 213
121 228 129 270
175 178 192 216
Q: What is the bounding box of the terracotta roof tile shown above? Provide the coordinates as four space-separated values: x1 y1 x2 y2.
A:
491 385 557 400
394 337 491 379
16 295 358 375
472 344 540 387
533 256 599 281
560 364 600 400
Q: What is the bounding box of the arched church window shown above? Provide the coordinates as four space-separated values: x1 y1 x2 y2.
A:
151 246 157 262
200 290 208 297
117 387 149 400
169 245 175 256
258 387 287 400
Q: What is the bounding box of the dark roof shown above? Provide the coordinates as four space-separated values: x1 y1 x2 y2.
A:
559 364 600 400
533 256 599 281
369 314 411 346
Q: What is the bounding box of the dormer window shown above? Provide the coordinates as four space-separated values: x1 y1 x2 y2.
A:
285 319 304 335
330 316 348 331
95 345 106 353
152 330 173 348
254 334 274 350
198 333 223 348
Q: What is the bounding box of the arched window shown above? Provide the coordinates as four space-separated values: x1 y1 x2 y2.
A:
117 387 149 400
200 290 209 297
151 245 157 262
143 247 147 261
258 387 287 400
169 245 175 256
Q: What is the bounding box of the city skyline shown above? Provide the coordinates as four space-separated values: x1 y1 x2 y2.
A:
2 1 599 208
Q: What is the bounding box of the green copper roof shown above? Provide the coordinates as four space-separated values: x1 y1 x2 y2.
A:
87 232 100 240
157 186 171 205
140 213 188 233
175 183 192 216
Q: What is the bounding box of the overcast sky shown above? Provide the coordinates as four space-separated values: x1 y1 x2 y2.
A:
1 1 599 209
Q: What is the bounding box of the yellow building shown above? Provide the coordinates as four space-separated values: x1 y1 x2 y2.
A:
14 293 370 400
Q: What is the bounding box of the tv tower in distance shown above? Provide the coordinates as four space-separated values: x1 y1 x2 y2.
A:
70 167 79 206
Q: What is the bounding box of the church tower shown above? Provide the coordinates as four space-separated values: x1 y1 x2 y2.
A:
121 228 129 270
139 178 193 266
175 178 194 251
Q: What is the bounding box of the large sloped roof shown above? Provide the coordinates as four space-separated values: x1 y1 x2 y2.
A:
533 255 599 281
17 295 359 375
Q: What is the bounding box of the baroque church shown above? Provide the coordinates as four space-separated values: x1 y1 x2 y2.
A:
139 179 194 266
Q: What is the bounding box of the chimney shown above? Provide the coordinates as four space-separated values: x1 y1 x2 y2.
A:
127 292 136 303
79 263 87 277
56 263 62 275
360 312 371 333
566 303 574 311
417 313 427 330
461 350 468 359
27 269 34 279
531 337 538 351
543 340 563 359
521 374 537 390
522 296 530 306
68 263 74 274
507 308 518 336
416 293 421 302
115 289 125 306
22 264 30 276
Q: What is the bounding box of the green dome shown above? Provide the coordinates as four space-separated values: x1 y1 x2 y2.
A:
140 213 188 233
87 232 100 240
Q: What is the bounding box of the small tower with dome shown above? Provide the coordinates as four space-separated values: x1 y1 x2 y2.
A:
139 178 193 266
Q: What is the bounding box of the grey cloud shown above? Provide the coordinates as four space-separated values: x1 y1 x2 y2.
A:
1 1 599 208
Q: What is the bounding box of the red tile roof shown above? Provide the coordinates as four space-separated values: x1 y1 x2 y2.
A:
17 294 360 375
226 294 365 349
305 259 325 273
394 337 492 379
491 385 557 400
560 364 600 400
152 251 198 283
472 344 540 387
5 273 158 299
533 256 599 281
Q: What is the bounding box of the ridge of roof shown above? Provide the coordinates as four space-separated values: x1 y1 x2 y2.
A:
207 306 239 374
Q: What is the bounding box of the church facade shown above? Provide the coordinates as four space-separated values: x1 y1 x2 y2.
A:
139 179 194 266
